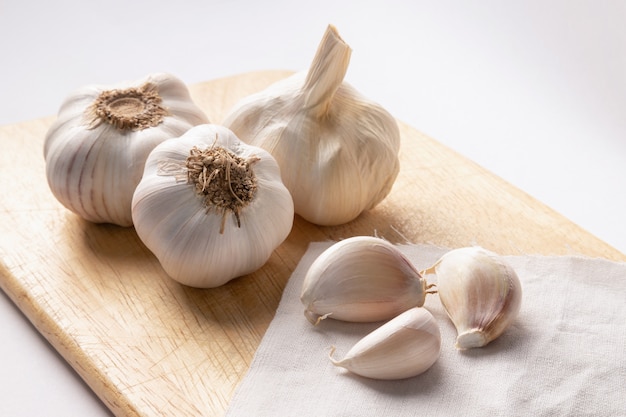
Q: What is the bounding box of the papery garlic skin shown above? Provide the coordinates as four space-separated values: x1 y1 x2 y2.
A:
330 307 441 380
131 124 294 288
44 73 208 226
429 247 522 349
300 236 429 324
223 25 400 226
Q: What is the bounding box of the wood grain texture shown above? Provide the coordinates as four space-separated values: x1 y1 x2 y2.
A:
1 70 624 417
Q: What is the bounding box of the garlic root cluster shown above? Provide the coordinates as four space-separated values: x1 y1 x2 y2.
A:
224 24 401 226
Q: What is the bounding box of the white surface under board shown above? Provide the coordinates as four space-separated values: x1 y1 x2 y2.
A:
1 1 625 416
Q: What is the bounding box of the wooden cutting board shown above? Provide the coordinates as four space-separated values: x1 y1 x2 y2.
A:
1 70 624 417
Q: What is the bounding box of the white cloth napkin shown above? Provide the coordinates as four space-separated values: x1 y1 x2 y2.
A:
225 243 626 417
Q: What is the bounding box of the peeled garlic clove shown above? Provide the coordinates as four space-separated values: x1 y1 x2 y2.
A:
300 236 431 324
223 25 401 226
330 307 441 380
427 246 522 349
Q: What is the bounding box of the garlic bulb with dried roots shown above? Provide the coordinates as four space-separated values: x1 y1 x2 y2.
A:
423 246 522 349
330 307 441 380
44 73 208 226
223 25 401 226
300 236 433 324
131 124 294 288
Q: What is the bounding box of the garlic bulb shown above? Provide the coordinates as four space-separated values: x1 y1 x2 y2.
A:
223 24 401 226
44 73 208 226
300 236 432 324
330 307 441 380
131 124 294 288
424 247 522 349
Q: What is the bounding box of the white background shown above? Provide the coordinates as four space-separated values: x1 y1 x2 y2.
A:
1 1 624 415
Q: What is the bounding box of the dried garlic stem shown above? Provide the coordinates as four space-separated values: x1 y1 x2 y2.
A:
302 24 352 117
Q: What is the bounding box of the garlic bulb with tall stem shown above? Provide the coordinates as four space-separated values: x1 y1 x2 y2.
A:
223 24 401 226
422 246 522 349
131 124 294 288
44 73 208 226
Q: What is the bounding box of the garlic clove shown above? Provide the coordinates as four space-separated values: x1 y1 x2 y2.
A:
300 236 432 324
329 307 441 380
424 246 522 349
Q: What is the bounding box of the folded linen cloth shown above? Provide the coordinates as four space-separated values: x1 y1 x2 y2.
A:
225 243 626 417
